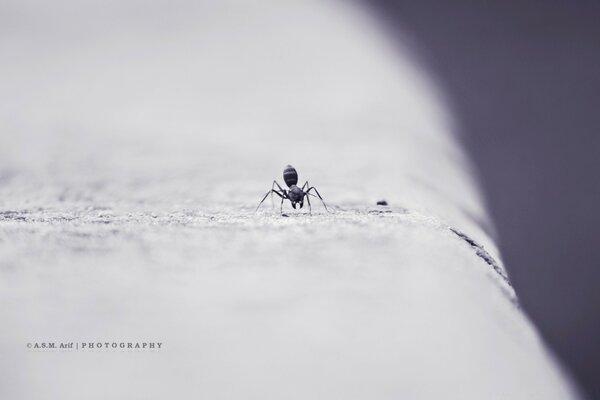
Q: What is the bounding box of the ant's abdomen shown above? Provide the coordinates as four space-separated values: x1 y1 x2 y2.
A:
283 165 298 187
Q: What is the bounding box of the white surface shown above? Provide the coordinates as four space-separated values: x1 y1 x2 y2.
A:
0 0 579 398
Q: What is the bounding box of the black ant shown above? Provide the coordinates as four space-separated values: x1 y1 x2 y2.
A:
255 165 329 215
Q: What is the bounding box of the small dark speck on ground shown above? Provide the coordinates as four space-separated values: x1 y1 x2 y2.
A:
377 200 388 206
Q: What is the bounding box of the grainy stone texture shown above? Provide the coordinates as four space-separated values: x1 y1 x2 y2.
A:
0 0 579 399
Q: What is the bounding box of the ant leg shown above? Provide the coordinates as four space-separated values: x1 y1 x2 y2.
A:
271 181 285 207
280 195 286 214
302 181 314 215
256 189 284 212
306 186 330 212
304 192 312 215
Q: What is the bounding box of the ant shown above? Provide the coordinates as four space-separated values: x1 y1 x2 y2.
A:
255 165 329 215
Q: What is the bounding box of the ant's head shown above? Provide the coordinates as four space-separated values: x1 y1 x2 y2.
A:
283 165 298 188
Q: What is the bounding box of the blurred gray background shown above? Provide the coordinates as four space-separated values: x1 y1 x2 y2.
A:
366 0 600 398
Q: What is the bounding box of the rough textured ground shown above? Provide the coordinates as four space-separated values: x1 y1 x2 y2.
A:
0 0 579 398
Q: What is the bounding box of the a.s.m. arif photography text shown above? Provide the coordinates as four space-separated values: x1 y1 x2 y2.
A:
26 341 164 351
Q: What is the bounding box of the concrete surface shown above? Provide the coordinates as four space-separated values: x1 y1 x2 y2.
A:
367 3 600 397
0 0 580 398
